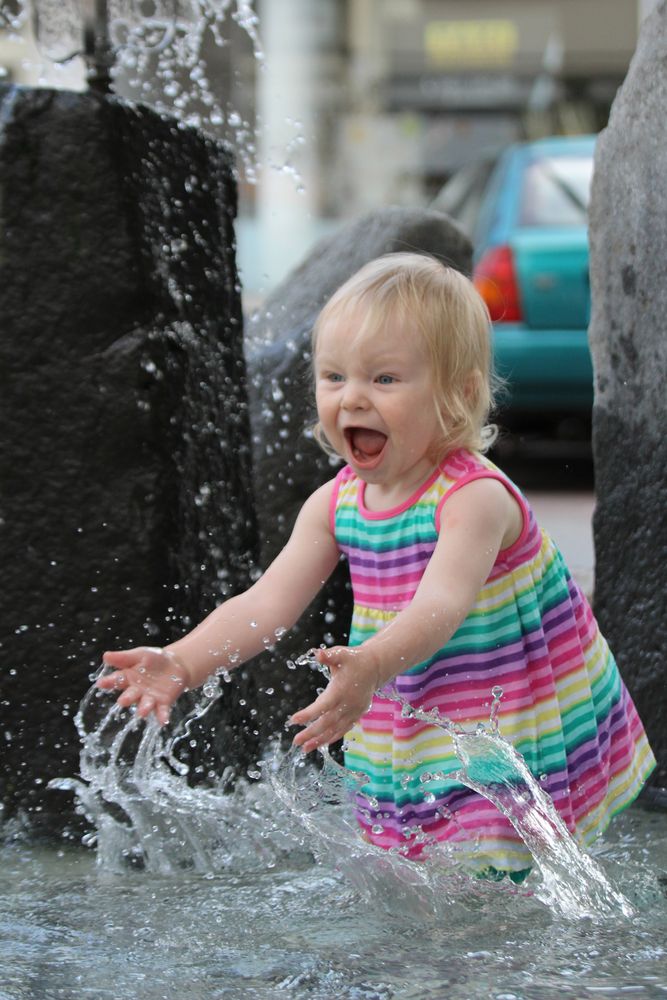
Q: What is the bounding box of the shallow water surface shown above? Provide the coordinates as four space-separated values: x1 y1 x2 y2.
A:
2 803 666 1000
4 683 666 1000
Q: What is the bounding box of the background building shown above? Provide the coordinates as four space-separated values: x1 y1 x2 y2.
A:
247 0 645 299
0 0 656 300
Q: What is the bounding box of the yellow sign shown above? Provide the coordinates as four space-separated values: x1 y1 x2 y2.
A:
425 20 519 68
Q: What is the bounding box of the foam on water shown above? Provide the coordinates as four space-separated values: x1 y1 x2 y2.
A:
50 656 634 924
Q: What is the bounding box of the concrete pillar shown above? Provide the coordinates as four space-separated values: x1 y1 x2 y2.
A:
639 0 660 23
255 0 341 292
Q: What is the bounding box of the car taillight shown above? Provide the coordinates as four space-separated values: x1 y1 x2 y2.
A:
473 246 523 323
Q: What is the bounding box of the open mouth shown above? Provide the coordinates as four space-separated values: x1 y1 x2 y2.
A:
344 427 388 468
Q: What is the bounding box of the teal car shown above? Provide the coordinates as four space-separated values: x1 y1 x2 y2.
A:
434 135 595 421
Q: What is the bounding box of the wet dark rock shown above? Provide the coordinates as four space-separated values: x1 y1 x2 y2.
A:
246 208 472 737
588 6 667 788
0 86 258 835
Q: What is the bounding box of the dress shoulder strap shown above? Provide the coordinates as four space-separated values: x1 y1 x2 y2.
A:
434 451 533 561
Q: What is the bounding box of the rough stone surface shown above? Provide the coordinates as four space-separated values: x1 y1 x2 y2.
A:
0 86 258 835
246 208 472 736
588 5 667 787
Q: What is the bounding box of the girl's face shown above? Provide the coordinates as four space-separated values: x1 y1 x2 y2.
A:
314 306 444 503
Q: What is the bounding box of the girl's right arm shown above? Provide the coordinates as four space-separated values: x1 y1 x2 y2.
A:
98 479 341 723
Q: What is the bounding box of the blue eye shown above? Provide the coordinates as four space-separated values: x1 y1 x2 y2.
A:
327 372 344 382
377 374 395 385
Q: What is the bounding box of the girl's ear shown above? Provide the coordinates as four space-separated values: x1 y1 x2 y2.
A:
464 369 483 404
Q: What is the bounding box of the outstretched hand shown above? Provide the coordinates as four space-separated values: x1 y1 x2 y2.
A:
290 645 381 753
96 647 191 725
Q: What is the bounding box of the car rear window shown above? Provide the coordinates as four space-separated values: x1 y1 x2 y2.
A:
431 159 497 238
519 154 593 227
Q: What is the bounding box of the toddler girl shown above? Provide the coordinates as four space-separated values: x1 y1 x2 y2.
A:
99 252 655 878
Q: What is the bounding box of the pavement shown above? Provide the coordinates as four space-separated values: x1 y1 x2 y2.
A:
525 491 596 600
493 435 596 600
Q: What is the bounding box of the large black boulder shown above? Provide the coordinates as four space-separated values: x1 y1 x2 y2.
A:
588 5 667 789
0 86 258 835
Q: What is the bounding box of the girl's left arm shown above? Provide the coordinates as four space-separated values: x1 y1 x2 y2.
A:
291 477 522 751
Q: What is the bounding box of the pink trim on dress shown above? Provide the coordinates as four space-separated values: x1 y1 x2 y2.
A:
357 465 442 520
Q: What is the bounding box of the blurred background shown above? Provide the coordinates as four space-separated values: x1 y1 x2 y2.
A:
0 0 656 301
0 0 659 589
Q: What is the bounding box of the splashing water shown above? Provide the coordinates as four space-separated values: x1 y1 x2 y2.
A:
274 654 634 921
383 685 633 918
448 723 635 918
51 655 634 924
50 675 307 875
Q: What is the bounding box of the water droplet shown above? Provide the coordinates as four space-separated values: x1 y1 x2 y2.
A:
202 677 219 699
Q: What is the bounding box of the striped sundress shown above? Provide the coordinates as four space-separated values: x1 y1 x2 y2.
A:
331 449 655 873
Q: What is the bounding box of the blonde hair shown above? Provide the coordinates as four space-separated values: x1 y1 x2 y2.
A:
311 252 498 460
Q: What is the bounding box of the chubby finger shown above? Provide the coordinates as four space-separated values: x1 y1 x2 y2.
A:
155 703 171 727
289 689 332 727
296 731 337 752
289 705 316 727
96 669 128 690
116 685 142 709
292 705 345 747
102 649 143 669
96 672 117 690
296 718 347 752
291 704 329 743
292 721 321 747
316 645 351 668
136 694 156 718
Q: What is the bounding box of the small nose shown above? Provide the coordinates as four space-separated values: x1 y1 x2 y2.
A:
341 378 370 409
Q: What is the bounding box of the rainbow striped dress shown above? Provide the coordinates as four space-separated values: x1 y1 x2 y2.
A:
331 449 655 873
